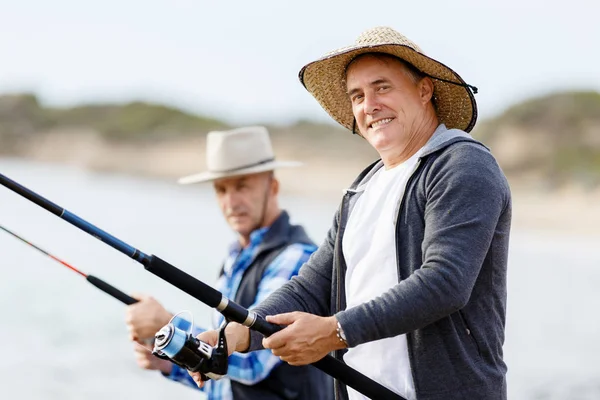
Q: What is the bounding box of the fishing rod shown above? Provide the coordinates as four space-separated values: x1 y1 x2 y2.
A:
0 224 138 306
0 172 405 400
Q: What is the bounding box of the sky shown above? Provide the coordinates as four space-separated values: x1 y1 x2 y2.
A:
0 0 598 126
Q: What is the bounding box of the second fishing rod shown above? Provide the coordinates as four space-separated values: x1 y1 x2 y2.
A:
0 172 405 400
0 224 138 306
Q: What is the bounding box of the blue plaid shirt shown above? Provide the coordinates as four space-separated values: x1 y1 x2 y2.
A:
164 227 317 400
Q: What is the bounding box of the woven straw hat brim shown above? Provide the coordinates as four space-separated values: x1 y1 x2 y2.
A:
178 160 302 185
299 43 478 133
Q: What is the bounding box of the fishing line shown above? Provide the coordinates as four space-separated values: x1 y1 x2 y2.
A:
169 310 195 337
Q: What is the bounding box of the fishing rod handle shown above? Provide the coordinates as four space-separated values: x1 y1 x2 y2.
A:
86 275 138 305
240 311 406 399
249 314 405 399
145 256 282 333
144 255 222 306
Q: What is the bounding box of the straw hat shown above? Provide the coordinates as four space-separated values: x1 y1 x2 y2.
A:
178 126 302 184
299 26 478 133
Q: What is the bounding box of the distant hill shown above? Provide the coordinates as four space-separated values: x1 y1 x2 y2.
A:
1 91 599 191
0 93 227 141
472 91 600 190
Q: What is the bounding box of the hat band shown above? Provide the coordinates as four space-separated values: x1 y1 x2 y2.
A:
426 73 478 94
209 157 275 174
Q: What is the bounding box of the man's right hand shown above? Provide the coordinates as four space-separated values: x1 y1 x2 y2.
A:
188 322 250 388
125 293 173 342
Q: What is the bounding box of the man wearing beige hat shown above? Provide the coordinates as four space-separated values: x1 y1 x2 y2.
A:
124 126 333 400
190 27 511 400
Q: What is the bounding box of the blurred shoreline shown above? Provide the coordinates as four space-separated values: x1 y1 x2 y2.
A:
3 130 599 237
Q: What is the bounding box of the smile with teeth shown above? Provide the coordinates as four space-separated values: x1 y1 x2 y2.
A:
369 118 393 129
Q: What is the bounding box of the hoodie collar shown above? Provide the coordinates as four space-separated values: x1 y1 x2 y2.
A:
347 124 483 193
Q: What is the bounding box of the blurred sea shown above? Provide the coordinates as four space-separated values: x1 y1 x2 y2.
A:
1 158 599 399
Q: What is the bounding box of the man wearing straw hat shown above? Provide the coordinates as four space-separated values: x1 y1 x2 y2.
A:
124 126 333 400
190 27 511 400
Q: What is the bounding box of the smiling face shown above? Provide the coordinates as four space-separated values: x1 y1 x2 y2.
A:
345 54 437 166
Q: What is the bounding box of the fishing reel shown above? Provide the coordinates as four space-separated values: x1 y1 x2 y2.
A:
152 321 229 381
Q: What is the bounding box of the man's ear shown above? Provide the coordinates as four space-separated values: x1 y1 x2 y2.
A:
270 175 280 196
419 77 435 105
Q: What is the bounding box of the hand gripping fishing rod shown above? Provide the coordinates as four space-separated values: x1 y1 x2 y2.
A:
0 224 138 306
0 172 405 400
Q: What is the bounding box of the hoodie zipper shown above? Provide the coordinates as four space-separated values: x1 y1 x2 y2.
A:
394 157 422 395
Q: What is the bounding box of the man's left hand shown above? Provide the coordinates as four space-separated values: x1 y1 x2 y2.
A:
263 312 346 366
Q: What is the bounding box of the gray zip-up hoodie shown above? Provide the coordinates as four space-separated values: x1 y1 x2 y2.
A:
248 125 512 400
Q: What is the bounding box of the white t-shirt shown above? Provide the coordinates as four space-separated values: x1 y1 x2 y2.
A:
342 151 422 400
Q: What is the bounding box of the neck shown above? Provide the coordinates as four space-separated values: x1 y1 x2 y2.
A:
239 235 251 248
383 113 439 169
238 208 282 248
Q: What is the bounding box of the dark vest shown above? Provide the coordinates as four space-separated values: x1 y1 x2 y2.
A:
227 211 334 400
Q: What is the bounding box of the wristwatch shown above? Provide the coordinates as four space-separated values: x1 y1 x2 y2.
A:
336 320 348 347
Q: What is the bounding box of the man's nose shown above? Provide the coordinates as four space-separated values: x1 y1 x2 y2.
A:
364 92 381 115
223 189 242 210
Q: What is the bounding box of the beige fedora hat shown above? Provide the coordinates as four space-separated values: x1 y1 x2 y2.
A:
178 126 302 184
299 26 479 133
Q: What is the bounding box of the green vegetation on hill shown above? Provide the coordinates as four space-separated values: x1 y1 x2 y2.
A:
473 91 600 189
0 93 227 140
